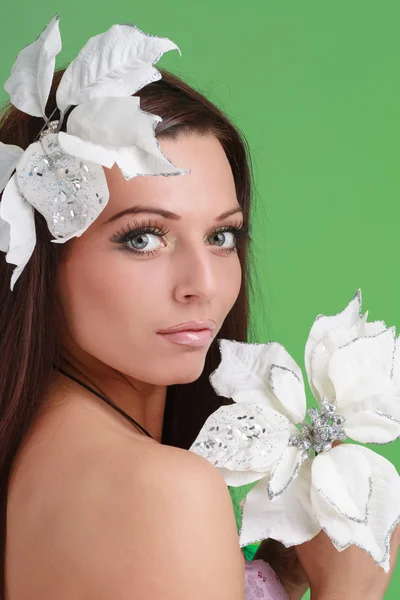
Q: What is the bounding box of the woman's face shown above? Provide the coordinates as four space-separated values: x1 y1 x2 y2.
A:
57 133 243 386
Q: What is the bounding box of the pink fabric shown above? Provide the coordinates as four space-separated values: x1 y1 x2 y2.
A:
244 560 290 600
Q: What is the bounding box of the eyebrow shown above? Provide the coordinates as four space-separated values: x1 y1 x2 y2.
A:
104 205 243 224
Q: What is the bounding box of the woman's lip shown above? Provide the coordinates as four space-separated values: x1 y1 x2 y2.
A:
157 319 217 334
158 329 213 347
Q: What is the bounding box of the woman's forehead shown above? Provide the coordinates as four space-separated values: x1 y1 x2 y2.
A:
99 134 239 225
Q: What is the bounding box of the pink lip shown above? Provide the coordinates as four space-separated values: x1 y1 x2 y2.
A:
157 319 217 334
158 329 213 347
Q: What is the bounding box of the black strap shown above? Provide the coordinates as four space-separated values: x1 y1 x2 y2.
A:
57 367 153 439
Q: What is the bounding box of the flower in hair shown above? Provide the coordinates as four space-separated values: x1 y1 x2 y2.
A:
190 290 400 572
0 15 187 289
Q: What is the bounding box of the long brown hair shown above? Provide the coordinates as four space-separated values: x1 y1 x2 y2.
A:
0 67 256 594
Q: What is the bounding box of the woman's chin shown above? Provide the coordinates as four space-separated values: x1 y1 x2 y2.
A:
158 360 207 386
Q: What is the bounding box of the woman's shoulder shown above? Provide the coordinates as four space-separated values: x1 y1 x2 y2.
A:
9 381 218 492
6 387 244 599
7 382 220 530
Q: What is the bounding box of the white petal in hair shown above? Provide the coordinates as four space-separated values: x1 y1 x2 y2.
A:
4 14 62 118
65 97 188 179
0 143 24 193
0 16 186 289
56 23 180 114
0 174 36 289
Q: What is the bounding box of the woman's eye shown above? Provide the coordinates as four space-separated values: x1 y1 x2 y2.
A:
126 232 164 254
110 222 169 257
126 229 237 255
208 230 236 250
111 222 250 257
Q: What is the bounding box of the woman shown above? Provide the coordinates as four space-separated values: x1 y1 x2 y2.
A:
0 61 399 600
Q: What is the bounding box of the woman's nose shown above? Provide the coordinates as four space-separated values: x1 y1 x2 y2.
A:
173 244 219 302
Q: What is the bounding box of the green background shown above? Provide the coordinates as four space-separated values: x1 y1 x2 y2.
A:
1 1 400 597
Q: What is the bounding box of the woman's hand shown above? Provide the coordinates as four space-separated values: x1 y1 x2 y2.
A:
254 524 400 600
252 443 400 600
292 440 400 599
294 524 400 600
254 538 309 600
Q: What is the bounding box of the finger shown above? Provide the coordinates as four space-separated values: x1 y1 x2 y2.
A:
389 526 400 566
332 440 344 448
394 522 400 546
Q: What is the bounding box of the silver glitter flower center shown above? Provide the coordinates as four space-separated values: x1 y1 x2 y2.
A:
289 397 348 455
39 119 60 140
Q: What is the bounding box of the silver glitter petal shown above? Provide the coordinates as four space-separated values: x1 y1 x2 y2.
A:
16 133 109 240
190 402 290 473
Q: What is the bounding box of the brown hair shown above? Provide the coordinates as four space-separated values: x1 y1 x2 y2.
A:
0 67 256 594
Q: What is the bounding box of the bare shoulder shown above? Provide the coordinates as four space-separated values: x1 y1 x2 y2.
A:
96 445 244 599
6 389 244 600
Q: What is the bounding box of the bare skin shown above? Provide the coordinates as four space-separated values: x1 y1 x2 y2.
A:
6 133 246 599
6 382 246 599
53 132 243 442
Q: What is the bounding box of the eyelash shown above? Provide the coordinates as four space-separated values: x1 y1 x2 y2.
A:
110 218 251 257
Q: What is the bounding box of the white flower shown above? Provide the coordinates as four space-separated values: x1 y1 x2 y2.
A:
189 290 400 572
0 17 186 289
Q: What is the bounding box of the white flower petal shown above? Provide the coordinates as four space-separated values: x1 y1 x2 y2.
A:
58 132 116 168
328 328 395 409
239 461 321 547
311 444 400 572
267 445 309 500
66 97 186 178
392 335 400 392
116 144 186 179
356 315 388 338
308 338 336 404
4 15 61 117
269 364 307 423
343 400 400 444
304 290 362 397
312 445 371 523
232 389 277 410
189 402 290 478
67 96 143 146
0 143 24 193
56 23 179 113
219 468 265 487
309 313 388 405
210 339 303 422
0 174 36 289
0 217 10 253
0 144 25 254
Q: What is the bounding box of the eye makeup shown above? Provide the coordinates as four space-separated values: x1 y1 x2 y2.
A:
110 218 251 258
